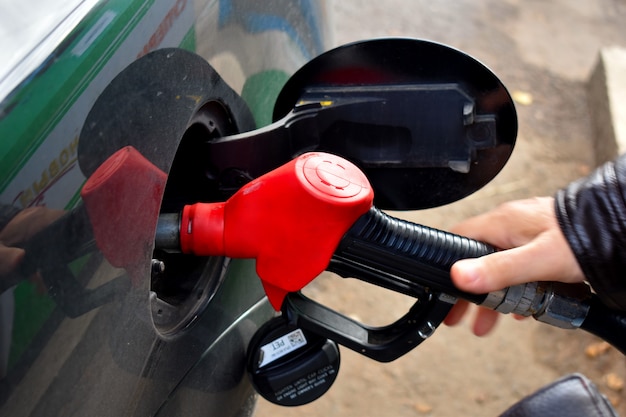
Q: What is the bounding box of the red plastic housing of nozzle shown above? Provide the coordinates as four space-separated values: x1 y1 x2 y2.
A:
180 152 374 310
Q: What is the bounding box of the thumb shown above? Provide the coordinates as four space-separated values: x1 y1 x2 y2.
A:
450 255 513 294
451 231 582 294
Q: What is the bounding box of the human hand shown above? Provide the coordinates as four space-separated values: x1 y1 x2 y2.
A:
0 207 64 290
444 197 584 335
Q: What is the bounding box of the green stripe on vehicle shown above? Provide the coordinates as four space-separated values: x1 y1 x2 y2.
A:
0 0 155 193
8 282 56 368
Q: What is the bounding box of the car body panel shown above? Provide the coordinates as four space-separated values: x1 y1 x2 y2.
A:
0 1 330 415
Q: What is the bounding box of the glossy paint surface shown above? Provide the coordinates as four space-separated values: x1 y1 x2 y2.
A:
0 1 329 415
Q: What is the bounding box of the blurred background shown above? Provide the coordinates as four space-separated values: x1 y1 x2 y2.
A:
257 1 626 416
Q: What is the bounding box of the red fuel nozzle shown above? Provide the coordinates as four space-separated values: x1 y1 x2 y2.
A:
179 152 373 310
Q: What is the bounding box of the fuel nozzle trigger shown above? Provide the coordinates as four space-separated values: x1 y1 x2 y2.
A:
281 289 454 362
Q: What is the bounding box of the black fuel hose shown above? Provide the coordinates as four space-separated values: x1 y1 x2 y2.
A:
332 207 626 355
580 296 626 355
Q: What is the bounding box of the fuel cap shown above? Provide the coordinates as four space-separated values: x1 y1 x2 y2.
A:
247 316 340 406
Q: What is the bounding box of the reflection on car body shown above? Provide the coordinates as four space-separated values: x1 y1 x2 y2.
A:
0 1 329 415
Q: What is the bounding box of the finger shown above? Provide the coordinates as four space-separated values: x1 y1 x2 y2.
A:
472 308 500 336
450 211 518 249
444 300 470 326
450 197 555 249
445 303 501 336
450 230 582 294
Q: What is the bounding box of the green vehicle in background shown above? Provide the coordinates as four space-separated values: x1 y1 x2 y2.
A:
0 1 330 415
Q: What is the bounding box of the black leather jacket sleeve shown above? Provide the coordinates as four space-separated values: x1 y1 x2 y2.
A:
555 154 626 311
